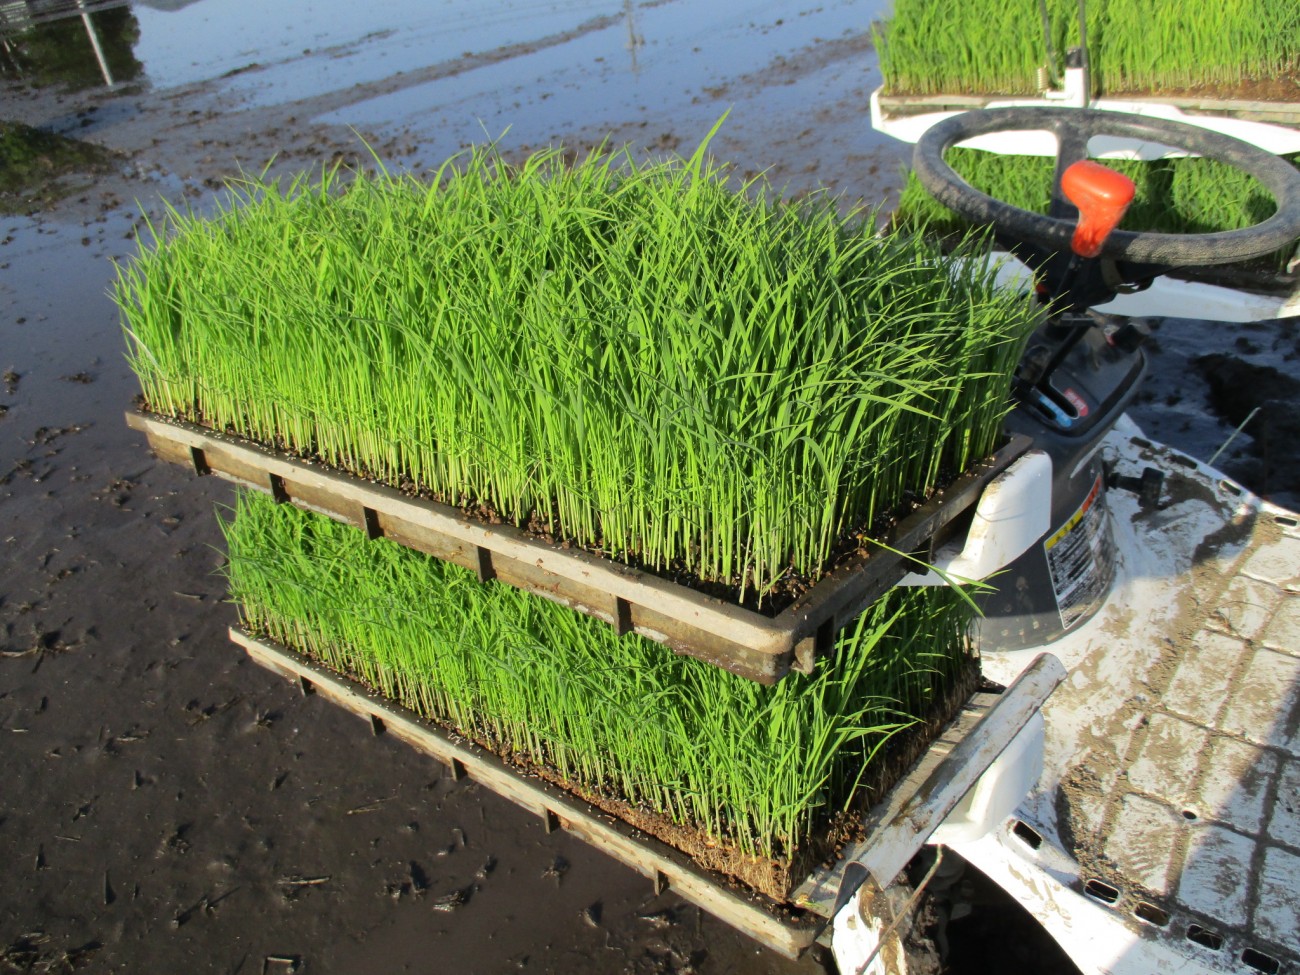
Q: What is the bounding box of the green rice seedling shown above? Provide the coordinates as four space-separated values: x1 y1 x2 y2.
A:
892 148 1300 267
222 490 976 897
875 0 1050 96
877 0 1300 96
118 128 1038 606
1093 0 1300 94
1166 155 1296 235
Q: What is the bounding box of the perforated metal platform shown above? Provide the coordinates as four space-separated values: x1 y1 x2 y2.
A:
963 418 1300 975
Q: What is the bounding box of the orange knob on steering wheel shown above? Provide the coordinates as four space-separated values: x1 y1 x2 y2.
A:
1060 160 1136 258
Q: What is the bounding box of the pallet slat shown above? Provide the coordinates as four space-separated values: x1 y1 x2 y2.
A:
128 410 1029 684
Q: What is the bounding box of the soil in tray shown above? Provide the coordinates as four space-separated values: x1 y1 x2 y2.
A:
1105 78 1300 104
222 490 981 903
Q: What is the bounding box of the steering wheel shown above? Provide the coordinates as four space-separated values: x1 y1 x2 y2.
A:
912 106 1300 267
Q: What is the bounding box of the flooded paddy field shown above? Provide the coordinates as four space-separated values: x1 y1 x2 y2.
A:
1 2 1295 972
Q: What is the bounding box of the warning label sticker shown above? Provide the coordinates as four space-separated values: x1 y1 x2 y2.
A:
1043 476 1115 630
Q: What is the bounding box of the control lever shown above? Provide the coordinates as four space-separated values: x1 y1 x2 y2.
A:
1060 160 1136 258
1030 161 1142 392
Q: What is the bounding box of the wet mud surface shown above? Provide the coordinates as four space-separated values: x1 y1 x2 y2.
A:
2 2 1298 972
1129 317 1300 510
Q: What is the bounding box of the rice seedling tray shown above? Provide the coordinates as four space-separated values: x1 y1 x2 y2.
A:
228 626 1062 958
875 0 1300 119
128 410 1030 685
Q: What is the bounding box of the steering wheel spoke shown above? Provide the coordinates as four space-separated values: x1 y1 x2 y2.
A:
1048 122 1092 221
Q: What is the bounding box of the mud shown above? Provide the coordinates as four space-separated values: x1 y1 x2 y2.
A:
0 121 122 209
2 2 1298 974
1128 318 1300 511
1193 351 1300 503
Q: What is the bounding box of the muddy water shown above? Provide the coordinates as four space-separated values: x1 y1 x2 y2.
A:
1 1 1296 972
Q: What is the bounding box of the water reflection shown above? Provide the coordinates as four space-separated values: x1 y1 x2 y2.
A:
0 0 903 207
0 0 143 89
622 0 642 73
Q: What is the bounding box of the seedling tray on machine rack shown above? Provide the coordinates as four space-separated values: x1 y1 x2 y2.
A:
228 624 1064 958
128 406 1064 954
127 410 1031 684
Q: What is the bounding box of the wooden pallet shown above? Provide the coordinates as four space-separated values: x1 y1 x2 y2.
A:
128 410 1028 684
875 91 1300 128
229 627 1064 958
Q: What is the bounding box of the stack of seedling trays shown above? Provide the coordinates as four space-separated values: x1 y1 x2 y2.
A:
875 0 1300 256
119 135 1045 954
875 0 1300 122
